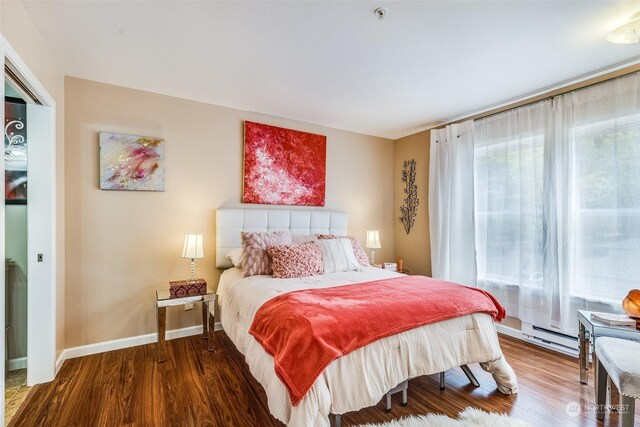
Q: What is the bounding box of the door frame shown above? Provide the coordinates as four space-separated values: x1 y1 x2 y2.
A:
0 33 58 407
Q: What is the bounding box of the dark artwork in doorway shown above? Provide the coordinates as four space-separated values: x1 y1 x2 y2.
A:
4 97 27 205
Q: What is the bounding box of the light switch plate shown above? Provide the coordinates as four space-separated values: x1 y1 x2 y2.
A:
184 303 194 311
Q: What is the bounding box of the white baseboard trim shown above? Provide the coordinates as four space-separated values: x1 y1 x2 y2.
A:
56 322 223 371
55 351 65 375
7 356 27 371
495 323 524 341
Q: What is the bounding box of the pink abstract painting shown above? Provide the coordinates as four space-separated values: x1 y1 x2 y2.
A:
99 132 165 191
243 121 326 206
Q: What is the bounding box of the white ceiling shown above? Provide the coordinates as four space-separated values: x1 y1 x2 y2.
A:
21 0 640 139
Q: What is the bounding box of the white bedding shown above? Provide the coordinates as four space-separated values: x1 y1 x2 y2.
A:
217 267 518 427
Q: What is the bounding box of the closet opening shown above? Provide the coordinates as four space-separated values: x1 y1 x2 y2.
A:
4 65 37 424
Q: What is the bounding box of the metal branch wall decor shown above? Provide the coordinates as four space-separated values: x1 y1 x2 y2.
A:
400 159 419 234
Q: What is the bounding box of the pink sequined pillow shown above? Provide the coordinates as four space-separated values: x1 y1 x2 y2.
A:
267 242 324 279
241 231 292 277
316 234 371 267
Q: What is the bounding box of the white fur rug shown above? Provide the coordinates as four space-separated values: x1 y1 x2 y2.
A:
356 408 531 427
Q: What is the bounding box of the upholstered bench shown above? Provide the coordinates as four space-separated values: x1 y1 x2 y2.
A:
595 337 640 427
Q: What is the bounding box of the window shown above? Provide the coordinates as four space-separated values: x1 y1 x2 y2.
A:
571 114 640 302
472 75 640 334
474 104 547 290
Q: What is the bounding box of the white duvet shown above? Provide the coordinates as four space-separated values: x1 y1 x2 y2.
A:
217 267 518 427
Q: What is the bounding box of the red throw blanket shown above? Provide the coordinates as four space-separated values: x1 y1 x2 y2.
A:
248 275 505 405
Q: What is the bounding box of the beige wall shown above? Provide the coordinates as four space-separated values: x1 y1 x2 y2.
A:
393 130 431 277
64 77 395 348
1 1 66 360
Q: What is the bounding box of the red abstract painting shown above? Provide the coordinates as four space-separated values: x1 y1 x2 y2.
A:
243 121 326 206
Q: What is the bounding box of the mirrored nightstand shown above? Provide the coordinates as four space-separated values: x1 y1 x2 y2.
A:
155 287 216 362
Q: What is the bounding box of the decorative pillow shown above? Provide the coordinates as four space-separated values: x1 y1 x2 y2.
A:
315 238 361 274
267 243 324 279
316 234 371 267
241 231 292 277
225 248 244 268
292 234 316 244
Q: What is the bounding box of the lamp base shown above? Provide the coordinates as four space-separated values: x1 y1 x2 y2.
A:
189 259 196 282
370 250 375 265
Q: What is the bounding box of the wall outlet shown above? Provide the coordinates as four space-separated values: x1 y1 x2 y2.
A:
184 303 194 311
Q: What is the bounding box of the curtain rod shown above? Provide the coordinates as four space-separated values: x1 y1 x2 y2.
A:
414 55 640 133
4 65 42 105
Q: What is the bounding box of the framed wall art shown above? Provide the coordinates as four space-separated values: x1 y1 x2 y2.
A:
242 121 326 207
99 132 165 191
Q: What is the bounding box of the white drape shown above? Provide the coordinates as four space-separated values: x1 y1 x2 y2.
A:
550 73 640 333
472 72 640 335
429 120 477 286
474 101 551 323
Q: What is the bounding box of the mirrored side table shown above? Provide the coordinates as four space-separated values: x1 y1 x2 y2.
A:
577 310 640 384
155 287 216 363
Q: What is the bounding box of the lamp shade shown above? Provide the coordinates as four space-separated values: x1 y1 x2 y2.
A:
366 230 381 249
182 234 204 259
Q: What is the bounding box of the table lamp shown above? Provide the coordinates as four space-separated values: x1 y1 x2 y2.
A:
366 230 381 265
182 233 204 282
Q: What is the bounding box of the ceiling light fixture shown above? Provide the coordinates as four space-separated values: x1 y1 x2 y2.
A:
608 12 640 44
374 7 388 21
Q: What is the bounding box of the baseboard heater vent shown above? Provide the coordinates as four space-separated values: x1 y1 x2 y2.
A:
522 323 579 357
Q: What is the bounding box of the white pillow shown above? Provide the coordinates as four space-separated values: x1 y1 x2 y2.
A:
315 238 360 273
225 248 244 268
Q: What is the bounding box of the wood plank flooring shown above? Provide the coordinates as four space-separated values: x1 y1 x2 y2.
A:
10 332 640 426
5 368 30 425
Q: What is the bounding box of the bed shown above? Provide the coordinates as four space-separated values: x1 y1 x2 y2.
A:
215 208 517 427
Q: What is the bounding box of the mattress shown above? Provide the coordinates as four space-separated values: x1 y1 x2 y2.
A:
217 267 518 427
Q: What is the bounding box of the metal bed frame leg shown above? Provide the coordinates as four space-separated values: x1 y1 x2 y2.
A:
334 414 341 427
439 372 445 390
385 379 408 412
460 365 480 387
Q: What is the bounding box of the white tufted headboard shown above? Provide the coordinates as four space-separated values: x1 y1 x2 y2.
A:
216 208 348 268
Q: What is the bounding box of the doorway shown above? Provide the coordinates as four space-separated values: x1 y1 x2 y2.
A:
0 35 58 425
4 75 30 423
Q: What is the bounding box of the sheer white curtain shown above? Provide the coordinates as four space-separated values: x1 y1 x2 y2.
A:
474 102 551 323
473 72 640 335
429 120 477 286
551 72 640 334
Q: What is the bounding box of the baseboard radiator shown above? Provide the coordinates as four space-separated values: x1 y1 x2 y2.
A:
522 323 579 357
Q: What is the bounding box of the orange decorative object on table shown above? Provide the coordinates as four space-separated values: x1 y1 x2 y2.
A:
169 278 207 298
622 289 640 318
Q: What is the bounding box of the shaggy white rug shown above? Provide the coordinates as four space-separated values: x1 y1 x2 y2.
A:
356 408 531 427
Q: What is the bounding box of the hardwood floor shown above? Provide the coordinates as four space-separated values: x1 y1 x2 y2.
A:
10 332 639 426
5 368 30 425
